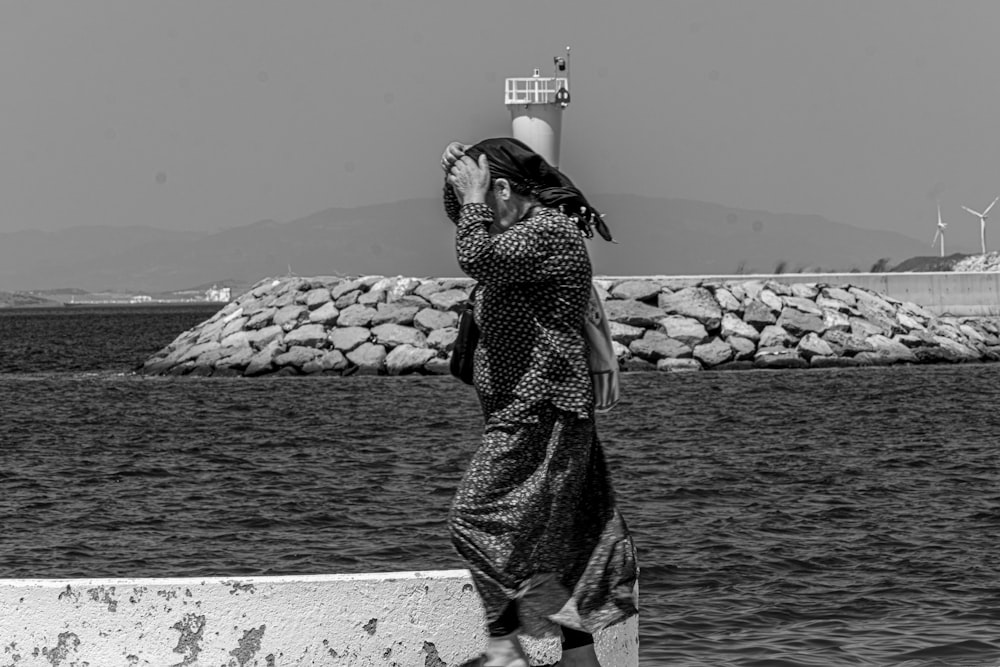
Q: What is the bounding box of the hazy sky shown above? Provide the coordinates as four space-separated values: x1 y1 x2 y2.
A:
4 0 1000 247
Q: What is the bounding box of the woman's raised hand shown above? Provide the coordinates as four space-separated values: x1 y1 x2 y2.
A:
446 154 490 205
441 141 470 173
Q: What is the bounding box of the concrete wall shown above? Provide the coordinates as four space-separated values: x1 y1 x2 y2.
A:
600 272 1000 317
0 570 638 666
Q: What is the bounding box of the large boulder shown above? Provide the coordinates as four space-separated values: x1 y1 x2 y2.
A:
219 330 250 349
611 280 661 302
629 330 691 361
385 344 438 375
777 308 825 337
424 356 451 375
790 283 819 299
337 304 376 327
428 289 470 312
358 289 386 306
865 334 916 363
371 303 420 327
758 289 783 313
743 300 777 328
822 330 874 356
427 327 459 353
247 325 283 350
720 313 759 341
314 350 349 373
759 324 794 349
284 324 328 348
782 296 823 316
245 340 282 376
850 317 885 338
245 307 276 330
414 308 459 333
822 309 851 332
658 287 723 330
330 327 371 352
304 288 332 309
214 345 255 371
387 277 422 302
370 323 427 348
603 299 667 328
822 287 856 306
220 315 247 339
346 342 387 374
658 316 709 347
334 290 361 309
275 345 322 369
609 321 645 346
308 302 340 325
713 287 742 313
816 294 851 313
693 337 733 367
331 278 363 300
728 336 757 361
274 304 307 330
414 281 444 300
931 335 980 361
797 332 834 360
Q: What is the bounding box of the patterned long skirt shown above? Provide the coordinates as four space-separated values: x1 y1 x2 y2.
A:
448 401 639 637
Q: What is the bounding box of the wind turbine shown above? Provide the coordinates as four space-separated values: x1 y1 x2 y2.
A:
961 196 999 255
932 202 947 257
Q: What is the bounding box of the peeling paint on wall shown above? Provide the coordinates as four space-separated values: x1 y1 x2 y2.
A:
55 586 78 603
422 641 446 667
87 586 117 612
169 613 206 666
42 632 80 667
228 625 265 667
362 619 378 636
3 639 23 665
226 582 255 596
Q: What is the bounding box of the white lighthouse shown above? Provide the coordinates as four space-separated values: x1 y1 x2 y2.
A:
504 47 571 168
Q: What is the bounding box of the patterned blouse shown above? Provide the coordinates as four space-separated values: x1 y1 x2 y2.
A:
452 200 594 420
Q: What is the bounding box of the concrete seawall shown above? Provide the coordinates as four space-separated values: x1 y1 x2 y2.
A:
0 571 638 666
609 271 1000 317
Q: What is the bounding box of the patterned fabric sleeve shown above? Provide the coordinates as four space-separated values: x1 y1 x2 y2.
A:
456 203 576 285
443 182 462 224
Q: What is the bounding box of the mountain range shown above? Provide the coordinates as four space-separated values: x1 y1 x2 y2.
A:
0 195 940 294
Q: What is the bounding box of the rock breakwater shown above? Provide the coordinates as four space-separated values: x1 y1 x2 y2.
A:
140 275 1000 377
953 251 1000 272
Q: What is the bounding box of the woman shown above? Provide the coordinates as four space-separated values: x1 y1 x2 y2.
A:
442 138 638 667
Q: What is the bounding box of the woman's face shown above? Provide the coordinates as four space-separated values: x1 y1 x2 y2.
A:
487 179 522 230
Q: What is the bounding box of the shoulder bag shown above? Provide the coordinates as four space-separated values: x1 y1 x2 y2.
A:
449 285 479 385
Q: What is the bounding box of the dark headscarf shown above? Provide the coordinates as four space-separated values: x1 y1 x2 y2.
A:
464 137 615 242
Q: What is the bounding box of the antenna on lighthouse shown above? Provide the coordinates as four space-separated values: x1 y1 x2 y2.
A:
504 46 572 167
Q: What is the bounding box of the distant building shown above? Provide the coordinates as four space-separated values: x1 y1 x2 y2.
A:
130 295 153 303
205 285 231 302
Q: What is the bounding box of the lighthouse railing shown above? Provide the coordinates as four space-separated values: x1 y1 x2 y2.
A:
504 76 569 105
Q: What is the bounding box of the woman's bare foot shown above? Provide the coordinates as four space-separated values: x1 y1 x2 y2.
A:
558 643 602 667
483 633 529 667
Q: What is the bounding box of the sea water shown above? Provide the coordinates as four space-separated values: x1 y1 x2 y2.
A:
1 306 999 666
